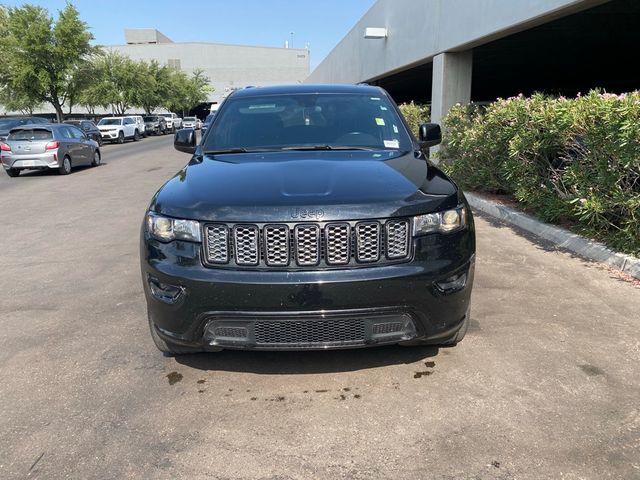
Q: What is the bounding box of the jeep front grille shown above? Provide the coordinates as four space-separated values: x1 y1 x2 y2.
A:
203 219 411 269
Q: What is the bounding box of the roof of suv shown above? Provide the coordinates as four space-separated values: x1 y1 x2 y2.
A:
229 84 383 99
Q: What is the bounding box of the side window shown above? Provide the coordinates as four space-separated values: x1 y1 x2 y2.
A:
59 127 74 139
69 126 86 139
124 118 133 125
82 122 91 130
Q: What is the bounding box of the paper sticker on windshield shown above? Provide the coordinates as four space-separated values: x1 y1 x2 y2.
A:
370 97 381 101
380 106 388 111
384 140 400 148
375 118 385 126
393 124 399 133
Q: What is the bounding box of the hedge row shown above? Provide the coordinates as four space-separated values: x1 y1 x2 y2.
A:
398 101 430 138
437 91 640 256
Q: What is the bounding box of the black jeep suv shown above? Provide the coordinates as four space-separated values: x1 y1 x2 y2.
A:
140 84 475 354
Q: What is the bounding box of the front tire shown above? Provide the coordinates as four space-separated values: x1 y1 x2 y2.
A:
148 312 202 356
91 150 101 167
59 156 72 175
117 131 124 144
6 168 20 178
133 130 140 142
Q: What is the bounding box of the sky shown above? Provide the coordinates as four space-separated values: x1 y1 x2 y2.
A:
3 0 377 70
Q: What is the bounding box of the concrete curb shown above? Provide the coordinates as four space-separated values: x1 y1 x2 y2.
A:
466 192 640 280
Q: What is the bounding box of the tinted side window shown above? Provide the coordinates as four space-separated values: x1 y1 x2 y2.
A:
59 127 74 139
123 118 133 125
68 126 85 139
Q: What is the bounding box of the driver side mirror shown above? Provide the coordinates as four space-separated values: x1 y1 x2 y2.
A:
174 128 197 154
418 123 442 148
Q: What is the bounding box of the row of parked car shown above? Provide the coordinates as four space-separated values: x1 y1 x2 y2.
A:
0 112 204 178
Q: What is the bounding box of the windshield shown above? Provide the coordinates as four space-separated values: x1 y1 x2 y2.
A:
8 128 53 141
159 114 172 118
98 118 122 126
184 117 196 121
203 93 412 152
143 116 157 122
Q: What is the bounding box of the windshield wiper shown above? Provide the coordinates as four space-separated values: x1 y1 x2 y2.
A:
281 145 375 151
203 148 250 155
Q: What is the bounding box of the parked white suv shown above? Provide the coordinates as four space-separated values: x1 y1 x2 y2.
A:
132 116 148 137
97 117 141 144
158 113 182 133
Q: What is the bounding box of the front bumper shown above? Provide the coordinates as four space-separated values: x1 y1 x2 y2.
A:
100 130 119 140
141 227 475 351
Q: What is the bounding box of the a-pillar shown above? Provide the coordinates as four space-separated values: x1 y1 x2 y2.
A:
430 50 473 161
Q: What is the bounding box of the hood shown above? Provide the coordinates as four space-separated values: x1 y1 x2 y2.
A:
150 150 458 222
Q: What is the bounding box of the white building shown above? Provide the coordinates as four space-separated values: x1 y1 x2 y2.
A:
107 29 310 106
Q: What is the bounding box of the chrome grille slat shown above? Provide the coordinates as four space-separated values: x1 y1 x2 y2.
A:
325 223 350 265
355 222 381 263
203 219 411 268
233 225 259 266
386 220 410 259
205 224 229 264
264 225 289 266
294 225 320 266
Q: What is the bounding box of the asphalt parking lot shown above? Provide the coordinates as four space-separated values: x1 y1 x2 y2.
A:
1 136 638 480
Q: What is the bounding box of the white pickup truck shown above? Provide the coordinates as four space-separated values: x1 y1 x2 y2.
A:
97 116 141 144
158 113 182 133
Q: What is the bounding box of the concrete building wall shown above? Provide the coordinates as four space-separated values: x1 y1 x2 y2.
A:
107 42 310 104
306 0 608 85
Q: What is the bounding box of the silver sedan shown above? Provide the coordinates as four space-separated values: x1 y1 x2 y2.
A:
0 123 101 178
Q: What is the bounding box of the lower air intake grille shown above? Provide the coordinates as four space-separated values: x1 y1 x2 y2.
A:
254 319 366 347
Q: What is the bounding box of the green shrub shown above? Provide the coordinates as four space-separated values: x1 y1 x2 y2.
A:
398 102 430 138
440 90 640 256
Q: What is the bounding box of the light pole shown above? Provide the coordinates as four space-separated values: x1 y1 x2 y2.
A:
290 31 295 49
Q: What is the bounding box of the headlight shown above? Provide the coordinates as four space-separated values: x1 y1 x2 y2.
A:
146 213 201 243
413 206 467 235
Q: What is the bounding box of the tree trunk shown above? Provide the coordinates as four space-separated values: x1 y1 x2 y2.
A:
54 104 64 123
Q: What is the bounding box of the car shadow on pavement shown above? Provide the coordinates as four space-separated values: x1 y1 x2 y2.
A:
174 345 439 375
10 164 107 178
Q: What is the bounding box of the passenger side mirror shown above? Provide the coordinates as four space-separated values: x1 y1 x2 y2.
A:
174 128 197 154
418 123 442 148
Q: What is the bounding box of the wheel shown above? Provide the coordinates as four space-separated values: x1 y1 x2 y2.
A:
59 156 72 175
133 130 140 141
117 131 125 144
148 311 202 356
6 168 20 177
91 150 101 167
162 127 167 135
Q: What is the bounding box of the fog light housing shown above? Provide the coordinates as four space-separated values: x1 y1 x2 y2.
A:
435 272 468 294
204 320 250 347
370 315 417 342
147 276 185 304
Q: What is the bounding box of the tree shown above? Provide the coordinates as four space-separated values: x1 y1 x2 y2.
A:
0 3 97 122
164 68 213 115
85 51 147 115
136 60 170 114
